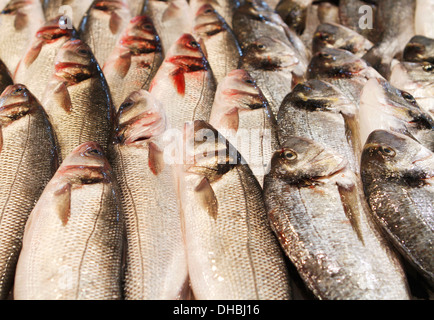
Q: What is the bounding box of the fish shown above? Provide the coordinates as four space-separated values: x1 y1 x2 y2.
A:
390 61 434 118
189 0 241 29
415 0 434 38
192 4 242 85
312 22 373 58
14 142 124 300
0 0 46 74
238 35 308 117
209 69 278 187
148 33 216 131
144 0 193 56
43 0 94 29
103 15 163 111
338 0 378 43
360 129 434 287
126 0 147 16
263 136 411 300
41 39 114 162
110 90 189 300
358 77 434 152
0 60 13 95
275 0 313 35
178 120 292 300
277 79 361 173
13 16 78 102
79 0 132 67
0 84 58 300
403 36 434 64
362 0 416 79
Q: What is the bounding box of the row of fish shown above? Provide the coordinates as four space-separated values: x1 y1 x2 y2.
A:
0 0 432 300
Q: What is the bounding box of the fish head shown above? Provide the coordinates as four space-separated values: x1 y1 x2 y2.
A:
119 15 161 54
167 33 207 59
35 16 77 44
115 90 167 145
215 69 267 111
403 36 434 63
54 39 97 84
193 4 225 38
0 84 39 126
1 0 31 15
362 130 434 183
91 0 128 14
268 137 347 185
242 36 300 70
312 23 338 51
275 0 307 34
183 120 241 181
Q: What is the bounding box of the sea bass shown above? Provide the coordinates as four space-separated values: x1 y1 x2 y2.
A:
0 84 58 300
264 136 411 300
103 15 163 110
110 90 188 300
14 142 124 300
178 120 292 300
14 16 78 102
361 129 434 287
41 39 114 162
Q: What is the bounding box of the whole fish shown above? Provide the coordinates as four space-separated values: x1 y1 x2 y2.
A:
403 36 434 64
41 39 114 162
0 60 13 95
277 79 361 173
43 0 93 29
361 129 434 286
358 77 434 152
192 4 242 85
178 120 292 300
189 0 241 29
148 33 216 131
239 35 307 117
13 16 78 102
145 0 193 56
209 69 278 186
338 0 378 43
79 0 132 67
14 142 124 300
263 136 411 300
312 22 373 58
362 0 416 79
110 90 188 300
415 0 434 38
103 15 163 110
0 84 58 300
275 0 313 35
0 0 46 74
390 61 434 118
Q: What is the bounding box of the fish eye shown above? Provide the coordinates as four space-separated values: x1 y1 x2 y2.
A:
12 87 24 95
188 41 199 48
380 146 396 157
244 78 254 84
204 8 213 14
77 48 90 55
257 43 266 50
401 91 417 104
283 149 297 161
422 63 434 72
319 52 332 59
85 148 103 157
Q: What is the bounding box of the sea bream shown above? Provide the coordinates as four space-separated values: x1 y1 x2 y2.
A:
209 69 278 187
79 0 132 68
0 84 58 300
41 39 114 162
0 0 46 74
189 0 241 29
192 4 242 85
13 15 78 102
148 33 216 132
14 142 124 300
361 129 434 287
403 35 434 64
103 15 163 110
110 90 189 300
178 120 293 300
263 136 411 300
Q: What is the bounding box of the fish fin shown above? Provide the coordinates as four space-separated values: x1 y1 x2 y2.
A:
22 41 44 68
337 181 364 245
53 183 72 226
195 177 218 220
148 141 165 175
109 11 122 34
171 69 186 95
14 12 28 31
51 82 73 113
114 52 132 78
221 108 240 132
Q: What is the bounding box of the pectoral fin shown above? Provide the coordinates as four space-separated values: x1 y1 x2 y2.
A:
53 183 72 226
195 177 218 220
337 181 364 244
148 141 165 175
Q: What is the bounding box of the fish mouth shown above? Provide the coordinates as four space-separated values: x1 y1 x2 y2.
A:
36 24 72 42
120 36 160 54
193 22 223 37
93 0 126 12
54 62 93 83
116 113 166 144
221 89 266 110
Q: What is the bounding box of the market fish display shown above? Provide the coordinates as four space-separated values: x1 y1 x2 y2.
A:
103 15 163 110
14 142 124 300
0 84 58 300
264 137 411 300
14 16 78 102
361 130 434 286
110 90 188 300
41 39 113 162
178 120 292 300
